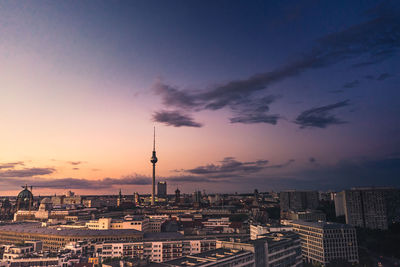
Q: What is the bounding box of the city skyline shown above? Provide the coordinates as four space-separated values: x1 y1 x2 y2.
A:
1 0 400 195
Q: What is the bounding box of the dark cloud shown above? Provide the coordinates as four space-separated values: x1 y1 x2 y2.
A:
343 80 360 88
364 73 393 81
309 157 316 163
329 89 344 94
377 73 393 80
228 95 281 125
68 161 83 166
172 157 294 182
0 167 55 178
152 110 202 127
153 7 400 126
0 162 24 169
294 100 350 128
1 174 152 190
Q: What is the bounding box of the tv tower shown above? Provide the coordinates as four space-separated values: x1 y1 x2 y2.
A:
150 127 158 205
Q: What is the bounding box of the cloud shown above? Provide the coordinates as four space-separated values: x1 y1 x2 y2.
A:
309 157 316 163
152 5 400 126
364 72 393 81
152 110 202 127
72 168 79 171
68 161 83 166
1 174 152 190
343 80 360 88
0 162 24 169
171 157 295 182
294 100 350 128
377 73 393 80
0 167 55 178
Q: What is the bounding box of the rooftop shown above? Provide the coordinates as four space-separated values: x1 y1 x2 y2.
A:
291 220 355 229
163 248 251 266
0 222 142 236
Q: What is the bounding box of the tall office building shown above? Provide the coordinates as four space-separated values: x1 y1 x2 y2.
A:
333 191 345 217
342 187 400 230
291 220 358 266
157 181 167 198
280 190 319 212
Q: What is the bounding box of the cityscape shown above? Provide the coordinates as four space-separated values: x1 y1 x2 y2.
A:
1 1 400 267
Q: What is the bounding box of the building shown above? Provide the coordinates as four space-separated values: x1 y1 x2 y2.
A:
86 216 150 232
217 232 302 267
158 182 167 198
283 210 326 221
342 187 400 230
291 220 358 266
16 186 33 211
175 188 180 204
95 237 217 263
280 191 319 212
162 248 255 267
250 224 293 240
333 191 345 217
0 222 143 251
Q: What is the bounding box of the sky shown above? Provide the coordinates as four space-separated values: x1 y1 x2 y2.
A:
0 0 399 196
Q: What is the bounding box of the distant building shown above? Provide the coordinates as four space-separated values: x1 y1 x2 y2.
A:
343 187 400 230
0 222 143 251
16 185 33 211
175 188 180 204
333 191 345 217
158 181 167 198
216 231 302 267
282 210 326 221
250 224 293 240
291 220 358 266
280 190 319 212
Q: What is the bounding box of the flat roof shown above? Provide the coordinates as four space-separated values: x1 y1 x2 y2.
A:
0 222 142 237
291 220 354 229
163 248 251 266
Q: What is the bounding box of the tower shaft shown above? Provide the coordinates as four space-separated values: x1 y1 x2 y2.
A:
152 163 156 205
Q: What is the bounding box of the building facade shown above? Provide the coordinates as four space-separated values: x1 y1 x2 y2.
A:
280 191 319 212
343 187 400 230
291 220 358 266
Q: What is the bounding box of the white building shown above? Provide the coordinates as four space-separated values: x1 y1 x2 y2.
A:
291 220 358 266
96 238 217 263
250 224 293 240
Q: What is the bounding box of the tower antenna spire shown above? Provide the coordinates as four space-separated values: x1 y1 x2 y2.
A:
153 126 156 151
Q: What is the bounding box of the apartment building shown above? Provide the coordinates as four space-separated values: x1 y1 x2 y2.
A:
291 220 358 266
95 238 217 263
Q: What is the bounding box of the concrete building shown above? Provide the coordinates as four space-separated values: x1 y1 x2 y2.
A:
343 187 400 230
0 222 143 251
283 210 326 221
333 191 345 217
280 191 319 212
95 237 217 263
217 232 302 267
158 182 167 198
250 224 293 240
291 220 358 266
162 248 255 267
86 216 150 232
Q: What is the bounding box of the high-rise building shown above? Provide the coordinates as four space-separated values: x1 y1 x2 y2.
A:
157 181 167 198
291 220 358 266
342 187 400 230
333 191 345 217
280 190 319 212
175 188 180 204
150 127 158 205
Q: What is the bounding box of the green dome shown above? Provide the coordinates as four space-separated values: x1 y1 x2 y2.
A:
17 188 33 200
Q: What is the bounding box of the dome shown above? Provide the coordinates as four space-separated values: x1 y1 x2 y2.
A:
17 188 33 200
